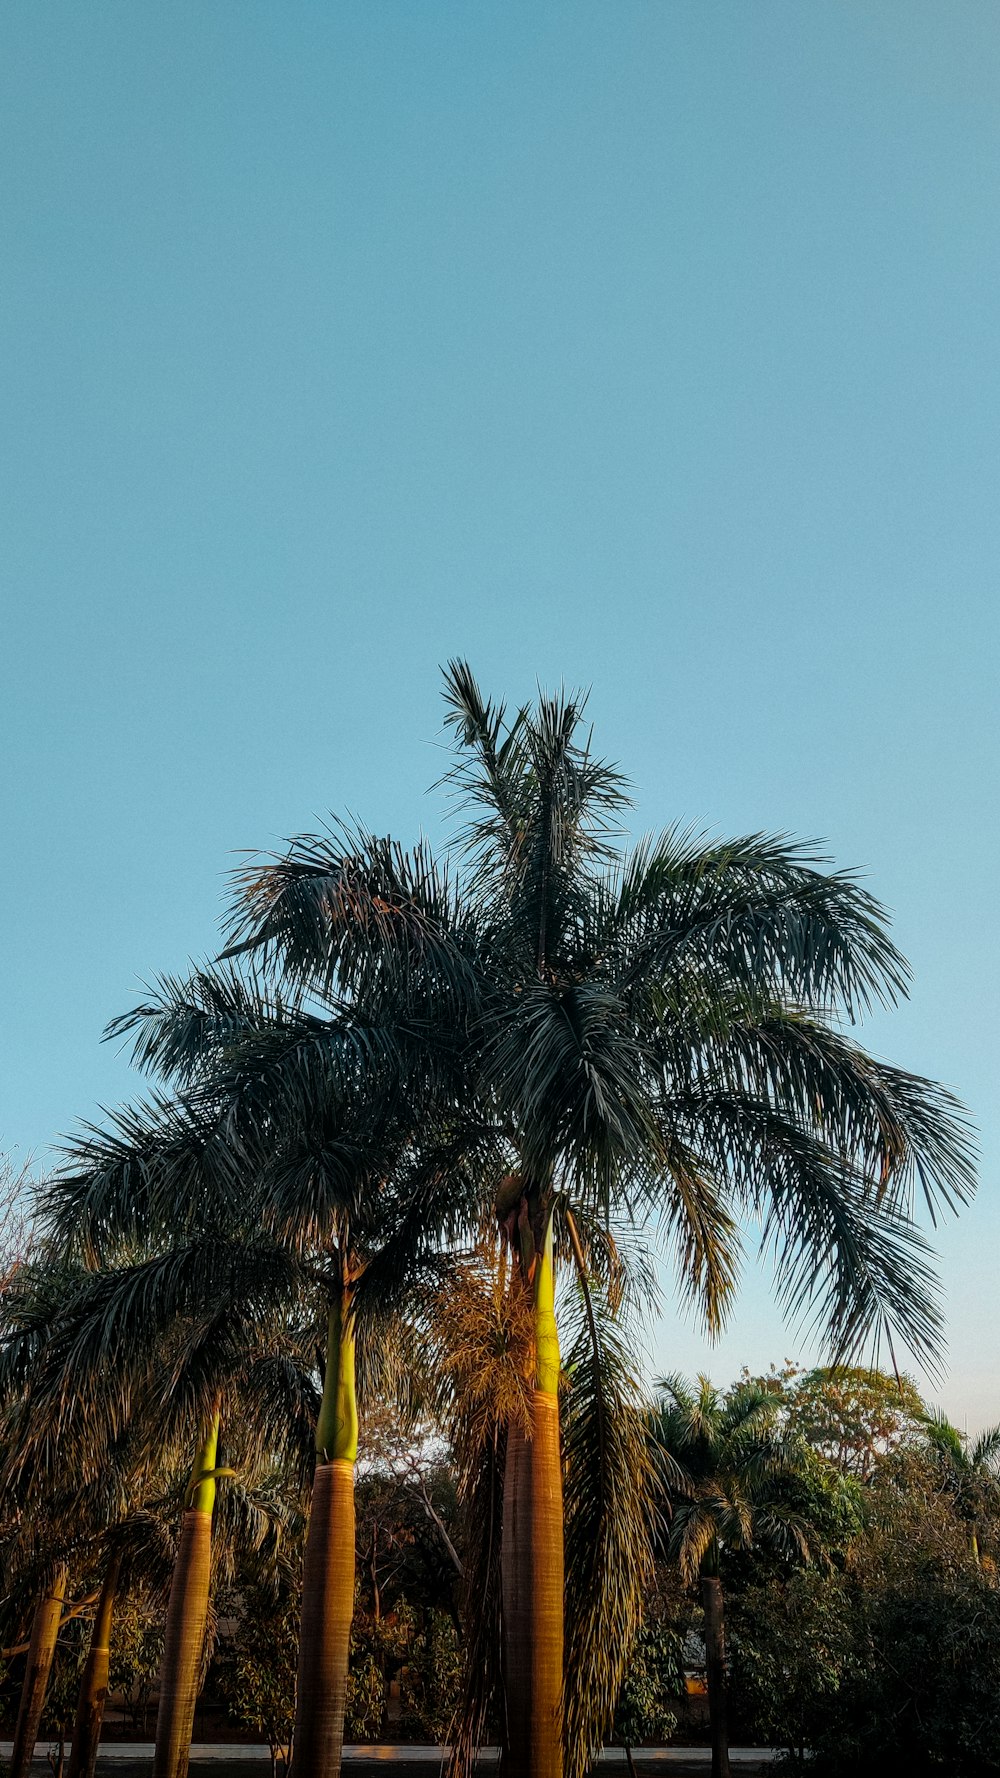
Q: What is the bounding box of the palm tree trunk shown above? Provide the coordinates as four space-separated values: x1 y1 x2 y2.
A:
701 1573 731 1778
152 1415 221 1778
290 1283 359 1778
501 1418 532 1772
10 1562 69 1778
68 1550 121 1778
502 1210 563 1778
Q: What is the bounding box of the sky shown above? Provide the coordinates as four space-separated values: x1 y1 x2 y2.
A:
2 3 997 1426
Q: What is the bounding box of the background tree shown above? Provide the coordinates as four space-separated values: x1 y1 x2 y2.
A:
730 1463 1000 1776
919 1408 1000 1565
650 1374 818 1778
745 1365 927 1481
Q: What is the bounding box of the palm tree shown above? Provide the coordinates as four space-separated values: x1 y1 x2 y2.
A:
434 664 973 1778
650 1374 817 1778
7 1560 69 1778
38 1059 482 1778
65 1495 180 1778
0 1239 314 1778
36 662 974 1778
197 663 973 1778
920 1408 1000 1564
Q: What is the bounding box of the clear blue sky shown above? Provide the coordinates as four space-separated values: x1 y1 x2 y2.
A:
2 3 997 1424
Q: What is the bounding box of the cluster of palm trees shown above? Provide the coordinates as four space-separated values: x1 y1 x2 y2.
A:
0 663 975 1778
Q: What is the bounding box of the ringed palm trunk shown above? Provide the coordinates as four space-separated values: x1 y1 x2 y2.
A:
700 1569 731 1778
152 1415 221 1778
69 1549 122 1778
290 1283 359 1778
9 1562 69 1778
503 1210 564 1778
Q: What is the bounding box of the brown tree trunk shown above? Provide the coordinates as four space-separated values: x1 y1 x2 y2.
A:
701 1573 731 1778
526 1390 564 1778
68 1551 121 1778
152 1418 220 1778
10 1563 69 1778
501 1210 563 1778
290 1285 359 1778
290 1458 356 1778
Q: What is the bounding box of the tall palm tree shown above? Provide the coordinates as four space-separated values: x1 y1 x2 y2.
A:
201 663 973 1778
38 1057 483 1778
650 1374 816 1778
920 1408 1000 1564
435 664 972 1778
35 662 974 1778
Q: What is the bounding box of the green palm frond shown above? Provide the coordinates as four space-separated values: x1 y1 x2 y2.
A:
671 1089 947 1368
922 1408 970 1472
445 1422 506 1778
6 1237 308 1469
221 823 477 1011
561 1284 656 1778
550 1202 659 1320
690 1010 975 1223
606 827 911 1018
105 963 303 1087
970 1424 1000 1474
45 1093 249 1264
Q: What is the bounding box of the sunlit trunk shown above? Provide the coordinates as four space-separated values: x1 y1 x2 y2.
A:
68 1549 121 1778
502 1209 563 1778
701 1571 731 1778
10 1562 69 1778
290 1283 359 1778
152 1415 221 1778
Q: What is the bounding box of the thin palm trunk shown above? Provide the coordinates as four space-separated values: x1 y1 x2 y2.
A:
701 1572 731 1778
10 1561 69 1778
152 1414 221 1778
68 1549 121 1778
290 1281 359 1778
503 1210 564 1778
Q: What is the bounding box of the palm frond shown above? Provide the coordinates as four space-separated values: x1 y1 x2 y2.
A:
221 823 478 1014
561 1283 656 1778
105 963 301 1087
608 828 912 1019
44 1094 249 1264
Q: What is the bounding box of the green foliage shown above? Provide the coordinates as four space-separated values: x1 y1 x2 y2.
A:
731 1472 1000 1775
108 1599 164 1735
767 1365 927 1479
344 1647 386 1742
216 1590 297 1774
730 1567 856 1766
398 1609 463 1743
612 1618 684 1750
